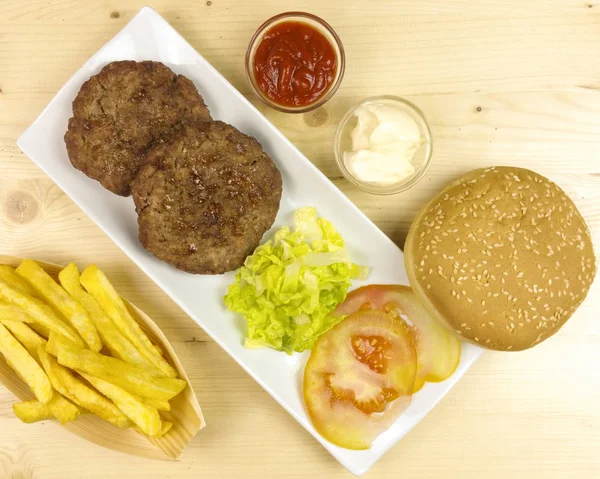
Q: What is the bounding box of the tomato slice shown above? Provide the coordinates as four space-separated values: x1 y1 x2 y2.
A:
334 285 461 392
303 310 417 450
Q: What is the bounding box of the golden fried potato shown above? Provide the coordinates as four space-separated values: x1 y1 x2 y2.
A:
80 265 176 378
3 322 82 423
55 337 185 401
29 323 50 339
0 301 34 323
46 394 80 424
16 259 101 352
45 332 59 356
82 374 161 437
0 278 83 346
0 265 39 297
46 332 80 356
13 395 80 425
13 400 51 423
4 260 188 437
144 397 170 412
59 263 163 375
159 421 173 437
0 322 53 404
133 420 173 437
1 320 46 361
38 346 130 429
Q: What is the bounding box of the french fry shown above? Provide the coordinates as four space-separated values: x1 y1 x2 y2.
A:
111 390 169 412
82 374 162 437
53 334 171 412
44 333 172 420
46 394 80 424
0 323 53 404
38 346 130 429
13 400 51 423
2 322 81 423
55 338 186 401
80 265 177 378
78 367 169 412
29 323 50 339
13 395 80 425
0 301 34 323
159 421 173 437
16 259 101 352
59 263 163 375
3 260 194 442
0 265 39 297
46 332 80 356
0 277 83 346
1 320 46 361
133 420 173 437
144 397 171 412
45 332 60 356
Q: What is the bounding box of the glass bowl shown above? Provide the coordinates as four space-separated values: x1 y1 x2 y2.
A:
245 12 345 114
334 95 433 195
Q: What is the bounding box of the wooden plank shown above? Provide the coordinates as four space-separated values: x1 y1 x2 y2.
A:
0 1 599 477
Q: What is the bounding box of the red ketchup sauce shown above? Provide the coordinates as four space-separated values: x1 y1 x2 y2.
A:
253 21 337 108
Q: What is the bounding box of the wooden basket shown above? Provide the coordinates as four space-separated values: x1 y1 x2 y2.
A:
0 255 205 460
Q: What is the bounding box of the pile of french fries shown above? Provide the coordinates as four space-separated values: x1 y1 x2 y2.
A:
0 259 186 438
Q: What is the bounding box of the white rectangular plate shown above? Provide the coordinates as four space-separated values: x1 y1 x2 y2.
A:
17 7 482 476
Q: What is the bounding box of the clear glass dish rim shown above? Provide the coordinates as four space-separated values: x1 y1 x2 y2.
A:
245 11 346 114
334 95 434 195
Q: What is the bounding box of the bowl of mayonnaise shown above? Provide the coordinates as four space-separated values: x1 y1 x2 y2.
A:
334 95 433 195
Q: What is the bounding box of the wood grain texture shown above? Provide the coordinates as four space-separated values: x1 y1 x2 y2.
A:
0 0 599 478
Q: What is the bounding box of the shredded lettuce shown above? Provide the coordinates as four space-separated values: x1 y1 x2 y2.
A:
224 207 368 354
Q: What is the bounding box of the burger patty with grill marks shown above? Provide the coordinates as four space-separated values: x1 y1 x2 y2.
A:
132 121 283 274
64 61 212 196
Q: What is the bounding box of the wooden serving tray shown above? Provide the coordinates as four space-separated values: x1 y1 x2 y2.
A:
0 255 205 460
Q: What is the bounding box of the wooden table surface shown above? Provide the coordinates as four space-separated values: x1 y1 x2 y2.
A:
1 1 599 478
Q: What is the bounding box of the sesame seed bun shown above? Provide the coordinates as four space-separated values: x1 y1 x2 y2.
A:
404 167 596 351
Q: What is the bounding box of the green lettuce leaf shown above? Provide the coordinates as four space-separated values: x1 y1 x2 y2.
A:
224 207 368 354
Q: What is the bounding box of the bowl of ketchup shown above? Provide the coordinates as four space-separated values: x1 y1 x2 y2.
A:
246 12 345 113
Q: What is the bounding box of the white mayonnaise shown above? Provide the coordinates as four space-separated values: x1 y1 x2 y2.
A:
343 103 422 185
